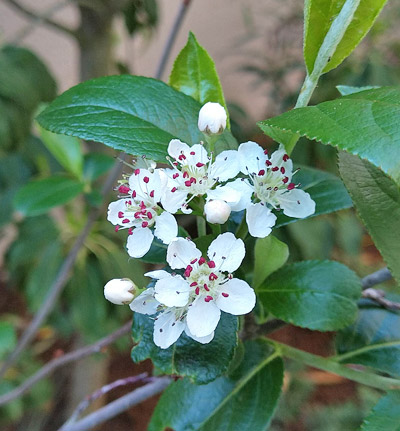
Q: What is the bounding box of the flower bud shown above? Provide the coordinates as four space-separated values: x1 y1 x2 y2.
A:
104 278 137 305
204 199 231 224
198 102 227 135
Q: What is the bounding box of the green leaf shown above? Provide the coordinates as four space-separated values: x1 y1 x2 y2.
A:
149 339 283 431
0 322 16 360
258 260 361 331
275 165 352 227
361 391 400 431
170 32 230 128
83 153 114 182
253 236 289 289
339 152 400 285
14 176 84 216
131 312 238 384
304 0 388 74
336 306 400 378
37 76 237 163
337 85 380 96
38 125 83 179
259 87 400 184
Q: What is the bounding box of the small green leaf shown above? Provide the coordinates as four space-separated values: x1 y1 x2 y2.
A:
336 306 400 378
339 153 400 285
83 153 114 182
170 32 230 128
304 0 388 74
253 236 289 289
259 87 400 184
149 339 283 431
361 391 400 431
336 85 380 96
131 312 238 384
258 260 361 331
38 125 83 179
0 322 16 360
14 176 84 216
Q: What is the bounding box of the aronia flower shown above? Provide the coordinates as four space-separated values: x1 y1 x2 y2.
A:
107 168 177 258
130 232 256 349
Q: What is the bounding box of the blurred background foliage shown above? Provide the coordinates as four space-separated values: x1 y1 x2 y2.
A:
0 0 398 430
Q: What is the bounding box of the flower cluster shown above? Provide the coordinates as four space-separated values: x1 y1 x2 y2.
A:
104 102 316 349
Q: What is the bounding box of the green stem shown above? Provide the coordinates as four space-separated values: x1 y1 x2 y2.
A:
196 216 206 237
235 216 248 241
269 340 400 391
331 341 400 363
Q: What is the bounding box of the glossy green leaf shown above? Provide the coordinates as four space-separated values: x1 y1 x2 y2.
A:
259 87 400 184
253 236 289 289
37 76 237 162
336 85 380 96
361 391 400 431
83 153 114 182
170 32 230 128
339 152 400 285
304 0 388 74
275 165 352 227
14 176 84 216
38 125 83 179
258 260 361 331
149 339 283 431
336 306 400 378
131 312 238 384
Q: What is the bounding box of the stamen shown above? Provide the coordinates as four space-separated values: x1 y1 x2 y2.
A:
143 176 149 183
150 190 154 198
118 185 130 194
209 272 218 281
122 219 130 224
272 166 279 172
118 211 124 218
207 260 216 268
287 183 295 190
142 221 148 228
134 169 140 175
222 292 229 298
204 284 210 291
258 169 265 176
195 286 200 295
115 226 120 232
204 295 213 302
173 173 179 179
128 227 133 235
196 162 204 168
266 160 272 166
184 265 193 277
171 187 177 193
283 154 289 162
199 257 206 265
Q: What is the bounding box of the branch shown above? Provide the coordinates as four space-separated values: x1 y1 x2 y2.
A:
362 288 400 311
0 321 131 406
361 267 392 290
58 377 172 431
0 155 126 381
4 0 77 38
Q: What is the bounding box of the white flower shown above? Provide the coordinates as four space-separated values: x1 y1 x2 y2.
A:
160 139 240 214
130 232 256 349
104 278 137 305
107 168 178 258
204 199 231 224
198 102 227 135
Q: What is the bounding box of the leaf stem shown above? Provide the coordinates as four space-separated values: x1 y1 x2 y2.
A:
197 216 207 237
235 215 248 240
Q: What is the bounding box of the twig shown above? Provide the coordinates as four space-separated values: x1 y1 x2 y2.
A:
361 267 392 290
4 0 77 38
362 288 400 311
0 321 131 406
64 373 149 426
58 377 172 431
154 0 192 80
0 155 126 381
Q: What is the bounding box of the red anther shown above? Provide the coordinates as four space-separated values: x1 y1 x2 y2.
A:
280 167 285 174
126 200 132 205
183 171 189 179
273 186 278 191
143 176 149 183
118 185 130 194
207 260 216 268
140 201 146 209
147 212 153 219
209 272 218 281
283 154 289 162
134 169 140 175
282 176 289 184
195 286 200 295
266 160 272 166
196 162 204 168
142 221 149 228
171 187 177 193
173 173 179 179
118 211 124 218
199 257 206 265
222 292 229 298
228 274 233 279
184 180 192 187
184 265 193 277
190 258 198 264
173 161 178 166
272 166 279 172
258 169 265 176
133 212 140 219
141 208 147 214
287 182 295 190
122 218 130 224
204 295 213 302
115 226 120 232
132 190 137 198
190 151 196 155
150 190 154 198
190 282 198 287
178 154 186 161
190 177 196 184
264 149 268 155
204 284 210 291
128 227 133 235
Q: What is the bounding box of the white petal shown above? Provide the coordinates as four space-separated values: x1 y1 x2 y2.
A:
186 297 221 337
126 227 153 258
184 326 215 344
129 288 160 315
218 178 253 211
154 276 190 307
161 188 188 214
246 202 277 238
279 189 316 218
154 211 178 244
207 232 245 272
129 169 162 202
211 150 240 182
168 139 190 160
144 270 170 279
153 311 185 349
269 145 293 176
186 144 208 165
107 200 133 226
215 278 256 315
238 141 266 175
166 237 201 269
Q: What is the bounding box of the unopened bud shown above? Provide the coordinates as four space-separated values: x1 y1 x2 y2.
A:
104 278 137 305
198 102 227 135
204 199 231 224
